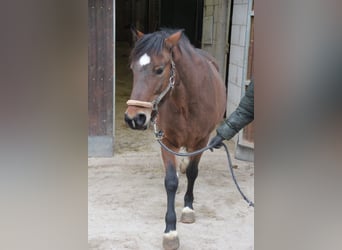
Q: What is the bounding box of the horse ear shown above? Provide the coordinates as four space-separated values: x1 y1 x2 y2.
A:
165 30 183 48
131 26 144 42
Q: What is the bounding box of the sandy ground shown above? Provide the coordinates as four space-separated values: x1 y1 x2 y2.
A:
88 43 254 250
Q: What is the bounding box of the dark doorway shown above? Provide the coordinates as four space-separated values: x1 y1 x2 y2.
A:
116 0 161 43
114 0 204 154
116 0 204 47
160 0 204 48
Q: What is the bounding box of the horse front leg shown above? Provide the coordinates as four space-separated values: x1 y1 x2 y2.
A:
161 141 180 250
180 154 201 224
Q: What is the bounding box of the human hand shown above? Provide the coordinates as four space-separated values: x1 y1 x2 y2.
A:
208 134 224 150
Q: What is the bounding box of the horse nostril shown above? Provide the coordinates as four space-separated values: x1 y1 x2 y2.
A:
124 113 134 128
125 112 147 129
135 113 146 127
124 113 131 123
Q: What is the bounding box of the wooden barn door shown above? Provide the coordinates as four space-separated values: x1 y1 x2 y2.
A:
88 0 114 157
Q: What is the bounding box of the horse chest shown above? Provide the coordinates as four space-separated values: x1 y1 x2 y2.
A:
160 106 201 140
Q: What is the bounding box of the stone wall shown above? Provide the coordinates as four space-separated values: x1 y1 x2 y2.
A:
202 0 251 118
201 0 229 80
226 0 250 118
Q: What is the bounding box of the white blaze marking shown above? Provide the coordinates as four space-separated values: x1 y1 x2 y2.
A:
139 53 151 66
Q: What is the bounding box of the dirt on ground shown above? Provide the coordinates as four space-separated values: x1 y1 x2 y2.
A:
88 42 254 250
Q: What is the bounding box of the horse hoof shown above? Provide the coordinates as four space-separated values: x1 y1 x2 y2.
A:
163 231 179 250
180 206 195 223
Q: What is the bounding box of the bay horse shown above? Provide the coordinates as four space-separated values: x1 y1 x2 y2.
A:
125 28 226 250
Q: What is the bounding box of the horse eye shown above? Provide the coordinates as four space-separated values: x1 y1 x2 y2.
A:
155 67 164 75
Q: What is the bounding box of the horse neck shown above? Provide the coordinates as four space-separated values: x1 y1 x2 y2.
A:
172 47 203 98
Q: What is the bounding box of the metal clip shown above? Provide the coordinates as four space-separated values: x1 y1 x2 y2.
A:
169 60 176 88
153 120 164 139
169 74 175 88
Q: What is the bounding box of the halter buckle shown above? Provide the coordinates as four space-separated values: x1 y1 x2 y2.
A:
152 119 164 139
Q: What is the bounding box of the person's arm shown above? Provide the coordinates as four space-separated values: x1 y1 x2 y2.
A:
209 81 254 148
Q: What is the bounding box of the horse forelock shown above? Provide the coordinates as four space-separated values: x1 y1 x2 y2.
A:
130 29 192 62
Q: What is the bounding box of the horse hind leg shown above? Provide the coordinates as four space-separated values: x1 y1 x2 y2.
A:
180 155 201 224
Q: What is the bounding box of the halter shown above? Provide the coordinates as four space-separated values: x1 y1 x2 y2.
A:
126 59 176 122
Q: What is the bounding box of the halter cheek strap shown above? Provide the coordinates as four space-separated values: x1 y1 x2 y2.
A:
126 59 176 119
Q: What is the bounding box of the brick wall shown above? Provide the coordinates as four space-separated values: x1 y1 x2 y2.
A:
202 0 252 147
202 0 250 117
227 0 250 117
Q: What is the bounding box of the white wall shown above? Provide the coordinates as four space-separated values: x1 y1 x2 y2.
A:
226 0 250 119
203 0 254 160
202 0 251 120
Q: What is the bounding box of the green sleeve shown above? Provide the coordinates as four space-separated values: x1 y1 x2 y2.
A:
217 81 254 140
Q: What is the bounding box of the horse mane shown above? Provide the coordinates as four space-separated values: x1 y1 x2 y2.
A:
130 28 194 62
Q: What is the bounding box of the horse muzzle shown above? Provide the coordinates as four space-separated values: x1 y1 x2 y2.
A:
125 100 153 130
124 111 151 130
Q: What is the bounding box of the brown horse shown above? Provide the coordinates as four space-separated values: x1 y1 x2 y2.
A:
125 28 226 250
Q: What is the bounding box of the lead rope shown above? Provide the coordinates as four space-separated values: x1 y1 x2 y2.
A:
154 125 254 207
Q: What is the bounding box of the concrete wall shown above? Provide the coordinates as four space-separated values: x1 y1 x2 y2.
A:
227 0 250 118
202 0 253 161
202 0 251 119
201 0 229 80
229 0 254 161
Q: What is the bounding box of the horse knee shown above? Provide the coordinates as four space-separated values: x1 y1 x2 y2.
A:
165 165 178 192
165 173 178 192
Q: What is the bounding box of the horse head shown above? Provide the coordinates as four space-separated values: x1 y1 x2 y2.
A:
124 28 182 130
